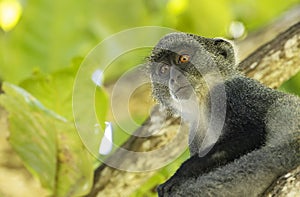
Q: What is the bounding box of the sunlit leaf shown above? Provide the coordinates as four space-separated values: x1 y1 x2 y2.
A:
0 83 59 192
0 82 93 196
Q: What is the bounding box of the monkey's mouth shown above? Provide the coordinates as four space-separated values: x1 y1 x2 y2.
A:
175 85 190 94
171 85 193 100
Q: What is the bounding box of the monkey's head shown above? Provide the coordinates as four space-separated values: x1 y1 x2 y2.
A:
148 33 237 114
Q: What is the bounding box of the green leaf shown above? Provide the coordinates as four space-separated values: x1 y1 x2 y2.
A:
95 86 109 130
56 121 94 197
280 71 300 96
0 82 93 196
19 59 109 158
19 59 81 121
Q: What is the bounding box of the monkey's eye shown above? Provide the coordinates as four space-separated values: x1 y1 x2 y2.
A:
158 64 170 75
178 54 190 64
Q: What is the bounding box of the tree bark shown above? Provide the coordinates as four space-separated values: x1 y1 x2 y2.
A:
236 5 300 60
89 21 300 197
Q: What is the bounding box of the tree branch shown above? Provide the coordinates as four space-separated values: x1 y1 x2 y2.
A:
236 5 300 60
239 21 300 88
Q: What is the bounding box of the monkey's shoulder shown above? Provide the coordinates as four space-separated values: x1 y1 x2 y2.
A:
222 76 285 112
217 75 300 143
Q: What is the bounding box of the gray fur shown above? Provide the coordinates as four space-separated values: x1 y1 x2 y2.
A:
148 32 300 196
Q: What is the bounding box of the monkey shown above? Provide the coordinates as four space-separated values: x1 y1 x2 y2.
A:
148 32 300 196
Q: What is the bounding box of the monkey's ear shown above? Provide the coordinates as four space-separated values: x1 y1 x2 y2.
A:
213 38 236 64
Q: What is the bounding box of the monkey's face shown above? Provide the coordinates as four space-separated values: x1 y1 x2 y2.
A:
151 50 195 101
149 33 236 113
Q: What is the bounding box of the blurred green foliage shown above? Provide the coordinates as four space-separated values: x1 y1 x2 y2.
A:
19 58 81 121
280 72 300 96
0 0 300 196
1 0 299 83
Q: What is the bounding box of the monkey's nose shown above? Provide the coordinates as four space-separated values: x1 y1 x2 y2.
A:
170 78 175 84
170 67 184 84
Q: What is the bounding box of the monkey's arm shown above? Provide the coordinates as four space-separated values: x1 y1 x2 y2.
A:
168 132 262 177
158 133 300 197
157 131 265 195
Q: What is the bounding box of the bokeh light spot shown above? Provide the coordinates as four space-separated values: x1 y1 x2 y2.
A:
0 0 22 32
167 0 189 16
